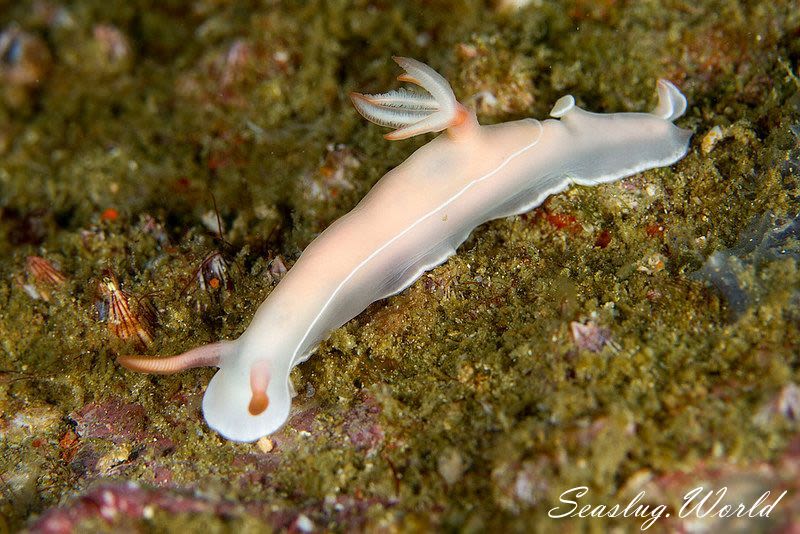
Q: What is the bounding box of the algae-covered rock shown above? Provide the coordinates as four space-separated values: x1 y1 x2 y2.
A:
1 0 799 532
692 211 800 320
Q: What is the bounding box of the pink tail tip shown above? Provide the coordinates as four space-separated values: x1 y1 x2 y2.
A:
117 341 228 375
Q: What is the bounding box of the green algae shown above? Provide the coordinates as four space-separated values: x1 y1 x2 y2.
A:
1 0 800 532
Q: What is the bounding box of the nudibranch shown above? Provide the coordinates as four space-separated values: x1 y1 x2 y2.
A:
119 57 692 442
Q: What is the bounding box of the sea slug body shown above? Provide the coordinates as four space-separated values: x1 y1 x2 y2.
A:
120 57 692 442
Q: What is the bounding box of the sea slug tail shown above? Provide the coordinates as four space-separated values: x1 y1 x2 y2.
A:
118 340 233 374
652 79 687 122
350 56 475 140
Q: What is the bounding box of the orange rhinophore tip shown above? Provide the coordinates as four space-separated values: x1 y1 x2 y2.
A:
248 390 269 415
248 360 271 416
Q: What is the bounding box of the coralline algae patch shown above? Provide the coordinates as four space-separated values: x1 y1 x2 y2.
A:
692 211 800 320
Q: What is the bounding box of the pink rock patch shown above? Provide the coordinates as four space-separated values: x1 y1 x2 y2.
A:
29 482 241 533
343 393 384 454
70 397 149 443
